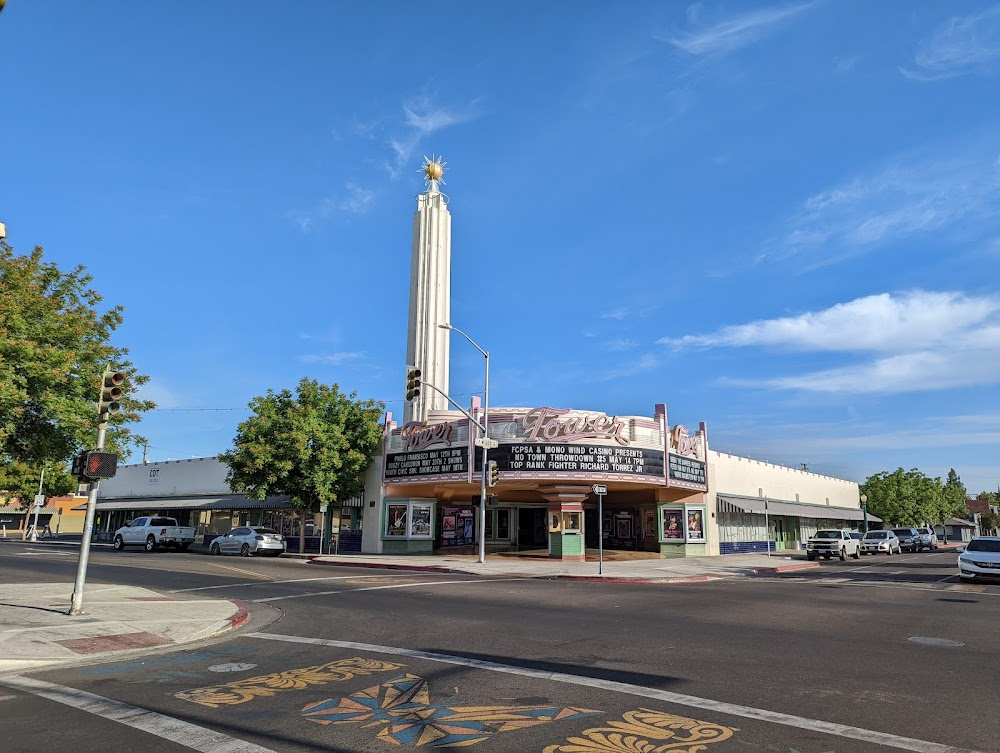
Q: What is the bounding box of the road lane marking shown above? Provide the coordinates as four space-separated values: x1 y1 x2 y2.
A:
245 632 984 753
253 578 517 602
207 563 274 581
0 675 278 753
0 694 15 702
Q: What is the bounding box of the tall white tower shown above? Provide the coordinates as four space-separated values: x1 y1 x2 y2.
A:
403 156 451 424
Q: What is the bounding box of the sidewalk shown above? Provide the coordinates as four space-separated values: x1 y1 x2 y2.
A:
0 582 248 675
305 550 818 581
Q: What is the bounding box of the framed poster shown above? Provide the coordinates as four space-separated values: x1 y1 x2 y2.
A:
686 507 705 542
386 504 408 538
442 513 456 539
643 509 655 539
615 516 633 540
661 507 684 540
410 503 433 538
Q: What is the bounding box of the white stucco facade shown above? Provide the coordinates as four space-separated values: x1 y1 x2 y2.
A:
403 187 451 424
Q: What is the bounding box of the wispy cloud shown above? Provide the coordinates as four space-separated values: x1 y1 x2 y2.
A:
592 353 659 382
601 309 630 321
767 144 1000 263
659 291 999 352
603 338 639 352
330 182 375 214
299 351 367 366
663 2 815 56
660 290 1000 394
384 97 478 178
901 6 1000 81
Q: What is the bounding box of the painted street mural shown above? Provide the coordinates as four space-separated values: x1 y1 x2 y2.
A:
302 673 600 748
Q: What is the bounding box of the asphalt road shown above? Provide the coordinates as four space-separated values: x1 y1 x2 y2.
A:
1 544 997 753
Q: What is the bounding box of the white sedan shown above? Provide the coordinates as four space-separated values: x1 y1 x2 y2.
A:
209 526 286 557
957 536 1000 580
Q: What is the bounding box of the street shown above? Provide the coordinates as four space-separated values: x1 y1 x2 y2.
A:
1 543 997 753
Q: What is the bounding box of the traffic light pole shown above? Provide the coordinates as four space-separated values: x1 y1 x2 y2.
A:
68 421 106 615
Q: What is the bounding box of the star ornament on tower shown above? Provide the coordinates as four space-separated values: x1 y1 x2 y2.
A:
420 154 447 190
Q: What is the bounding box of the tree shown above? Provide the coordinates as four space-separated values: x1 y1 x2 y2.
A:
937 468 970 542
0 241 154 503
861 467 944 527
220 378 385 553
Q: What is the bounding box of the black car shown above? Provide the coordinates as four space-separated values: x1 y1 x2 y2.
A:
891 527 921 553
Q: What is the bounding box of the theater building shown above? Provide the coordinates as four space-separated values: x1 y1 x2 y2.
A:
354 158 868 560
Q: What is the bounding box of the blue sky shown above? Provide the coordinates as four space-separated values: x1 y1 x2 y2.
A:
3 2 999 492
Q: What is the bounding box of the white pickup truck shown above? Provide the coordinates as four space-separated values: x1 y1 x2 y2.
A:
113 516 197 552
806 529 862 561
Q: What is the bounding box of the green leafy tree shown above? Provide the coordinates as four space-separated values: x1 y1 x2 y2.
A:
936 468 970 542
0 241 154 504
220 378 384 553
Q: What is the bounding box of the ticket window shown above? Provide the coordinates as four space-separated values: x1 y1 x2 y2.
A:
550 511 582 533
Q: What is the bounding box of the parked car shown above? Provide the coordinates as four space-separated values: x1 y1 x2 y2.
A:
806 529 862 561
957 536 1000 581
891 527 921 553
209 526 287 557
915 526 939 551
861 530 901 555
113 516 197 552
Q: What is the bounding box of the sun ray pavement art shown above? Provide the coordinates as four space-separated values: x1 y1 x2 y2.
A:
301 673 602 748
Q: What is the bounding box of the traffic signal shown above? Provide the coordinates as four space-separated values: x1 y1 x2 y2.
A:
99 371 126 418
487 460 499 487
405 367 422 401
72 450 118 480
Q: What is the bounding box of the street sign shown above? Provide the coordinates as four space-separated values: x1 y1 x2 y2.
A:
474 437 499 449
319 504 328 513
592 484 607 495
33 494 45 508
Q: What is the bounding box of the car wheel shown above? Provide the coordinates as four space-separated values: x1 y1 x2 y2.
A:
839 548 847 561
145 535 158 552
240 543 251 557
210 542 221 555
853 549 861 560
113 535 125 551
807 552 815 561
178 543 190 552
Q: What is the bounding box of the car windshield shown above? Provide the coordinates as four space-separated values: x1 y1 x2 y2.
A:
253 527 279 534
814 531 839 538
892 529 912 536
864 531 887 539
917 528 931 535
966 539 1000 553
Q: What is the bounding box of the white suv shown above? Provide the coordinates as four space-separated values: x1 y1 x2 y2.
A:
915 526 939 551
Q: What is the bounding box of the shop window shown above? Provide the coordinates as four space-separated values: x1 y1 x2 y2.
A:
496 509 510 540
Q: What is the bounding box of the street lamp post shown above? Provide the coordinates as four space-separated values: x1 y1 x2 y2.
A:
438 323 489 565
860 494 869 533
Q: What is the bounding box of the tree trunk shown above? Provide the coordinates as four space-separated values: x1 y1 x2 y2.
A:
299 507 307 554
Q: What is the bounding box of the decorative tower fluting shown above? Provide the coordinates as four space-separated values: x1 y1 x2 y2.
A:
403 156 451 424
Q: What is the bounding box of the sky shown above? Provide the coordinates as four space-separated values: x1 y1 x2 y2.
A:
2 2 999 492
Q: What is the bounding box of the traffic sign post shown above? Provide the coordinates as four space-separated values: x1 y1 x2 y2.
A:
592 484 607 575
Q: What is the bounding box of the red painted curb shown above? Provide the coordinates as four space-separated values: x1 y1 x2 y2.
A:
228 600 249 629
752 563 820 575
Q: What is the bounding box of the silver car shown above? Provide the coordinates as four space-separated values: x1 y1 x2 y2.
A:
915 526 939 551
209 526 286 557
861 530 901 555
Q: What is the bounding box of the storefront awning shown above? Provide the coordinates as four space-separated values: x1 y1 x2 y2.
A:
717 494 881 522
73 495 294 512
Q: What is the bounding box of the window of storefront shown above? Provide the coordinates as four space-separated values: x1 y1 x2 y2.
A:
384 500 435 541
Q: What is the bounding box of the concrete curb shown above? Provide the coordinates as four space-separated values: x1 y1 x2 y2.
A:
307 558 459 574
551 574 717 584
752 563 820 575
